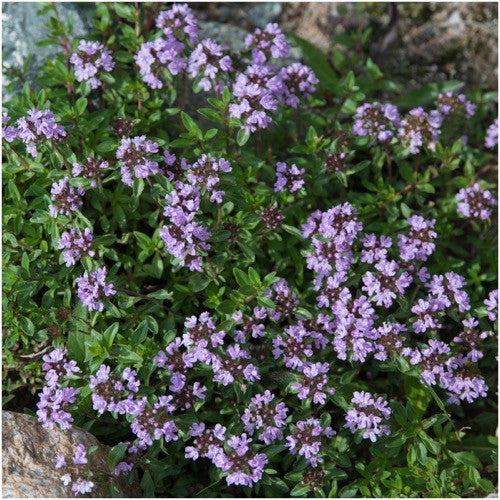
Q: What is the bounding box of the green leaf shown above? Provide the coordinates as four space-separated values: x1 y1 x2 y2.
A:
108 442 128 470
75 97 87 115
237 129 250 146
404 376 430 417
452 451 482 468
290 35 339 92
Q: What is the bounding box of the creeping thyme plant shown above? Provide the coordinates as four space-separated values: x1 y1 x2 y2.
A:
2 3 498 498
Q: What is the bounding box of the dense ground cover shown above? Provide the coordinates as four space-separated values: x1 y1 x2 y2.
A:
2 3 498 497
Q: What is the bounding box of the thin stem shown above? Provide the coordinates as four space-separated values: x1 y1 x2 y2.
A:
115 287 168 309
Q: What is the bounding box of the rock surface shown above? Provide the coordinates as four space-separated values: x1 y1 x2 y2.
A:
2 411 139 498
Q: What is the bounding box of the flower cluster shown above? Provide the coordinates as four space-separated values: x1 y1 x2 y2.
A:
241 391 289 444
274 161 305 193
456 183 496 220
116 136 160 187
72 157 108 187
160 181 211 271
187 154 232 203
70 40 114 89
188 38 233 93
55 444 94 495
261 206 283 230
15 108 66 157
156 3 198 44
325 152 347 173
437 92 476 119
286 418 336 467
344 391 392 442
352 102 400 143
48 177 85 217
485 119 498 149
244 23 290 64
229 65 278 134
135 37 186 89
76 267 116 312
89 364 140 414
398 107 442 153
58 227 94 266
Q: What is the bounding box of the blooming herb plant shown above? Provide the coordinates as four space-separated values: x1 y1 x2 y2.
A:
2 3 498 498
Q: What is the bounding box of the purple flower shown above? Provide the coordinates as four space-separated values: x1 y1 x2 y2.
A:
371 322 407 361
302 203 363 276
162 151 190 181
404 339 451 386
437 92 476 119
332 295 376 362
360 233 392 264
71 479 94 495
212 344 260 387
352 102 400 143
291 362 335 405
130 396 178 448
230 65 278 134
259 278 299 321
58 227 94 266
426 272 470 313
185 422 226 461
16 108 66 157
37 385 79 430
325 152 347 173
241 390 289 444
232 309 265 343
484 289 498 322
411 298 443 333
183 311 225 360
285 418 336 467
362 259 412 308
397 215 437 262
72 157 108 188
156 3 198 44
244 23 290 64
272 324 315 370
154 337 192 375
485 119 498 149
70 40 114 89
344 391 391 442
441 355 488 404
135 37 186 89
2 111 18 142
398 107 442 154
272 63 318 108
456 183 496 220
89 364 140 415
452 317 492 362
187 154 232 203
41 348 80 387
76 267 116 312
274 161 305 193
315 271 351 310
116 136 160 187
48 177 85 218
160 222 211 272
261 206 283 230
188 39 233 93
114 461 133 476
212 433 268 487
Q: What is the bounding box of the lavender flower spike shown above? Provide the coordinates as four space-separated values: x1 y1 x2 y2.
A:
76 267 116 312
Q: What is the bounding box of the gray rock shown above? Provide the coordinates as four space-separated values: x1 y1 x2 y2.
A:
2 411 139 498
248 3 282 28
2 2 93 93
198 20 248 53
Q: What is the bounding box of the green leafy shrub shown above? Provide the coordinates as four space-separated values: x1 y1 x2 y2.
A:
2 3 497 497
